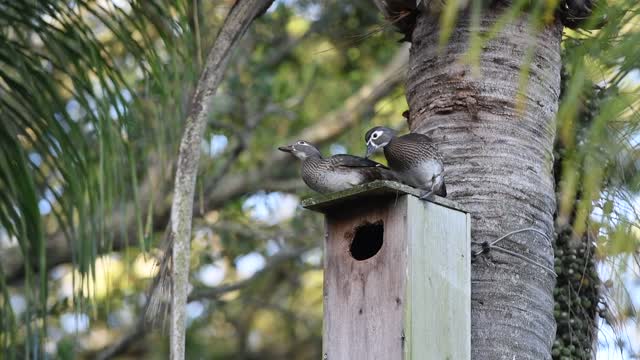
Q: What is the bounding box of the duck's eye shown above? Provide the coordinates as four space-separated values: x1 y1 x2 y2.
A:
372 133 379 139
297 141 305 145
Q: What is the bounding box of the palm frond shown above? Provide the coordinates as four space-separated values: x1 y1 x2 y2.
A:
0 0 195 354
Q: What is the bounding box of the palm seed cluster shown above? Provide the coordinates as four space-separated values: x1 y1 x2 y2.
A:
551 65 606 360
552 225 599 360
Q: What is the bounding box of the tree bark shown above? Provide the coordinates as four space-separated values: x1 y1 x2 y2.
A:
406 10 562 360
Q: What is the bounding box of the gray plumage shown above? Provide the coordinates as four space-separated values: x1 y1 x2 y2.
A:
279 140 397 194
365 126 447 198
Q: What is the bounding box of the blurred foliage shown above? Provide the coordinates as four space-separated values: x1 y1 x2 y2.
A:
0 0 405 358
0 0 638 359
553 0 640 357
0 0 192 357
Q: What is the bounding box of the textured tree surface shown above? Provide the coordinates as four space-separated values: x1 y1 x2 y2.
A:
372 0 600 36
406 10 562 360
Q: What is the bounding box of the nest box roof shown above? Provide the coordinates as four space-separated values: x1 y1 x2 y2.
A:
301 180 465 214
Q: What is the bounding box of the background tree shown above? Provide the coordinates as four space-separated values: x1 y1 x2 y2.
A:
0 0 638 359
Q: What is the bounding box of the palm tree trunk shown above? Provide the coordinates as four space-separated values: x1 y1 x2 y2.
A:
406 10 562 360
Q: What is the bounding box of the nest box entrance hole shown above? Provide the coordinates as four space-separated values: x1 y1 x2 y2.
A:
349 220 384 261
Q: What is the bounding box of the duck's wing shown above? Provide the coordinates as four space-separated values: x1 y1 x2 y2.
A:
330 154 390 169
395 133 442 159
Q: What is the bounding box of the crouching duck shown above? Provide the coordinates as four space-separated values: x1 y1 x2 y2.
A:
279 140 397 194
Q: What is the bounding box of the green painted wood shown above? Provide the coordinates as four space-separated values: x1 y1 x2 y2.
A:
405 196 471 360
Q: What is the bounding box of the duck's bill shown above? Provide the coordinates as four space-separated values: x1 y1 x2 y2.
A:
365 143 377 158
278 145 293 152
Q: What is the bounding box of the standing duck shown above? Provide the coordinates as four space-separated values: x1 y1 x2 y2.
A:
364 126 446 199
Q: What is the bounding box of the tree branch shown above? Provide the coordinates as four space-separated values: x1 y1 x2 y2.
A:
94 319 146 360
2 45 407 284
187 246 310 302
203 44 409 208
157 1 274 358
93 246 309 360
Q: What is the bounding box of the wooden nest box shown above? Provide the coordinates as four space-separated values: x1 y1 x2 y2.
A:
302 180 471 360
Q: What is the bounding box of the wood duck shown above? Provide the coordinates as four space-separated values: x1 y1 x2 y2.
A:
364 126 447 199
278 140 397 194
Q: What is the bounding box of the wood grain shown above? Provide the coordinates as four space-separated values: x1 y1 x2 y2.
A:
324 197 407 360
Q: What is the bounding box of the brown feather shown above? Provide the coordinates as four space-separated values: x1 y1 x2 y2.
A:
384 133 443 171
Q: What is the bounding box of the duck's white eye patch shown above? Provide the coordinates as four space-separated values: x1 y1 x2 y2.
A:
372 131 381 139
297 141 305 145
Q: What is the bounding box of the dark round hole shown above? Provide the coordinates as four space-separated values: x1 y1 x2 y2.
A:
350 221 384 261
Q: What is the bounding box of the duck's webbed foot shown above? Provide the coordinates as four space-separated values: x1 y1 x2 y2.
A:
418 174 440 200
418 190 434 200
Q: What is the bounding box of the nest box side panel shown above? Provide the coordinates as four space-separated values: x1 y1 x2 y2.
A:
322 196 408 360
405 197 471 360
